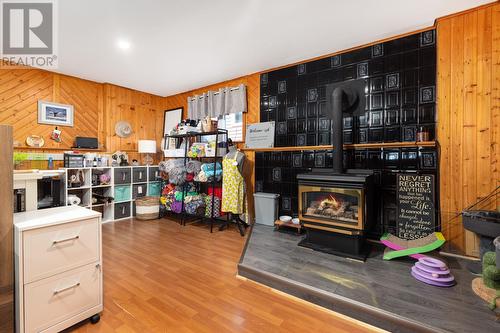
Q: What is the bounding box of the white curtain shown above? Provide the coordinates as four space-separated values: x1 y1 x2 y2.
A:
187 92 208 120
187 84 247 120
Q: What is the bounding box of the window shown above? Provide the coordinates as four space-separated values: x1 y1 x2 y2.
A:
218 112 244 142
200 112 244 144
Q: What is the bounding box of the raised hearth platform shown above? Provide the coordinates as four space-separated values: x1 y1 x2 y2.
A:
238 225 499 333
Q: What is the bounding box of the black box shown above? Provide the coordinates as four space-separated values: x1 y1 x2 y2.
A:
74 137 98 149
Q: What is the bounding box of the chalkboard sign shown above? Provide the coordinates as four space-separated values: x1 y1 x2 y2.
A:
397 174 436 240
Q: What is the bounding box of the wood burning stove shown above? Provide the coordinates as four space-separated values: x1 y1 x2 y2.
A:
298 170 373 258
298 79 374 259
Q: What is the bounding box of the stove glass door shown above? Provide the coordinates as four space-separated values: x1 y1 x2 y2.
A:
299 185 364 229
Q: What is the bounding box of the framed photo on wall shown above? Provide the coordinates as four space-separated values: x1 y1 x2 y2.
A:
38 100 74 127
163 107 183 136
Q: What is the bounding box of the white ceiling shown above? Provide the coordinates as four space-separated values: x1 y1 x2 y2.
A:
56 0 492 96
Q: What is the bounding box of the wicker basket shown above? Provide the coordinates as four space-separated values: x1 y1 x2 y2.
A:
135 196 160 220
201 116 218 132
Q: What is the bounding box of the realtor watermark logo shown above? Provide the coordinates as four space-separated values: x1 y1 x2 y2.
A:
1 0 58 69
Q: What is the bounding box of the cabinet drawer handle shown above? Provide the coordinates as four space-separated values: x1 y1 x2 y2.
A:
53 282 80 295
52 235 79 245
122 172 126 181
139 171 143 179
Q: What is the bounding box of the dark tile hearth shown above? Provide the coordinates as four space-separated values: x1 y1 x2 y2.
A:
239 225 500 333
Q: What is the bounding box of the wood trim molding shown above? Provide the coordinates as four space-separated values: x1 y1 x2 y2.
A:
14 146 105 152
345 141 436 149
241 141 436 152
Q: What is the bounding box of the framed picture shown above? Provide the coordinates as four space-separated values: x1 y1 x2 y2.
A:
163 107 183 136
38 100 74 127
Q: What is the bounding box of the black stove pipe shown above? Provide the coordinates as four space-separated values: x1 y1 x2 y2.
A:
327 79 366 175
331 87 345 174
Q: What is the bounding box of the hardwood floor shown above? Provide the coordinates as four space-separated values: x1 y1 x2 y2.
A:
69 218 380 333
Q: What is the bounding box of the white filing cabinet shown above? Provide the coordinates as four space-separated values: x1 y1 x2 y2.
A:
14 206 103 333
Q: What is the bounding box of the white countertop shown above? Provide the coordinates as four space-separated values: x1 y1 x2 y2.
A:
13 172 44 181
13 169 65 181
14 206 101 231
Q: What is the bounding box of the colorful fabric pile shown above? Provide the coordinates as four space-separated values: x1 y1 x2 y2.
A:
159 159 225 216
159 159 187 185
186 160 202 174
194 162 223 182
160 183 179 212
205 195 221 218
185 194 206 215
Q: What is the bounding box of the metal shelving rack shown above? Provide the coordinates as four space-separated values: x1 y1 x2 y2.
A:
163 129 229 232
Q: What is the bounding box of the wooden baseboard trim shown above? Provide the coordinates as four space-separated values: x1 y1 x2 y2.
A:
439 251 481 261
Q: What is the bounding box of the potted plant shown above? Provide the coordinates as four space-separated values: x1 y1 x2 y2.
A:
13 152 28 170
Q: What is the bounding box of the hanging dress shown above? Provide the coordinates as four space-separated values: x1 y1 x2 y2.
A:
221 155 244 214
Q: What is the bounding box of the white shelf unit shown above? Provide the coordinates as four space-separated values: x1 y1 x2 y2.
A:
62 165 162 223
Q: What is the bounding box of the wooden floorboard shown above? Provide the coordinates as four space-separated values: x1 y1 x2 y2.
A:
67 218 379 333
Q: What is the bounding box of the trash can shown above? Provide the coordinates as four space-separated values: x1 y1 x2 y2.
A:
253 192 280 226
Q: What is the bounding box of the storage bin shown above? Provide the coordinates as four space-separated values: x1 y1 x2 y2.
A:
132 184 147 199
163 149 184 157
133 167 147 182
114 185 131 202
149 167 160 181
148 182 161 197
64 153 85 168
114 202 131 219
135 196 159 220
205 146 226 157
253 192 280 226
114 168 131 184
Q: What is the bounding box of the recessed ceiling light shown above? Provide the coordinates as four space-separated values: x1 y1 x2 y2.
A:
117 39 131 50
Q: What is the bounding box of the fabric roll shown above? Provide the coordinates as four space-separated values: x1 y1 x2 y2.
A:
67 195 81 206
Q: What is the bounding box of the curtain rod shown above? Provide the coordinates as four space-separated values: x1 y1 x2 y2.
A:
189 86 240 101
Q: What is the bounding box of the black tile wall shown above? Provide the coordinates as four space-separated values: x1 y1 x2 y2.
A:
257 30 438 237
255 147 438 236
261 31 436 148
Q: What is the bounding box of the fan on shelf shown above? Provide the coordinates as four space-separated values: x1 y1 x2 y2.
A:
115 121 133 138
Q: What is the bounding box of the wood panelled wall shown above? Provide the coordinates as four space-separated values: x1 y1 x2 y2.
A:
0 68 166 165
436 2 500 256
165 74 260 217
104 84 166 155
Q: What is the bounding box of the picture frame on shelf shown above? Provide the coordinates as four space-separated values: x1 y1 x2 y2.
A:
38 100 74 127
163 107 183 137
